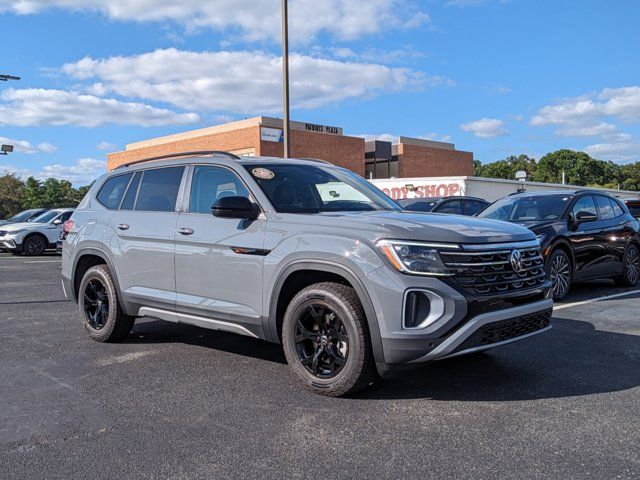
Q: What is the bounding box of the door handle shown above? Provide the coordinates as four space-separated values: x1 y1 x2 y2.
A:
117 223 130 231
177 227 194 236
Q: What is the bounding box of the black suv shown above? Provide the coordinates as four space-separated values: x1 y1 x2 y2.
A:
478 190 640 299
398 196 489 216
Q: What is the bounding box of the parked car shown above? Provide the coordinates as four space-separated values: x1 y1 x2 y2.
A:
623 198 640 219
478 190 640 299
62 152 552 397
0 208 48 227
398 196 489 216
0 208 74 256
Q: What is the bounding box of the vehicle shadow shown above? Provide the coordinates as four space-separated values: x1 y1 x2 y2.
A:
356 315 640 401
124 318 287 365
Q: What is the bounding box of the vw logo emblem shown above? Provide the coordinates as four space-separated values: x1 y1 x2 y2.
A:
509 250 524 272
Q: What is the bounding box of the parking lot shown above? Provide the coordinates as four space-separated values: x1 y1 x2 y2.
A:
1 252 639 480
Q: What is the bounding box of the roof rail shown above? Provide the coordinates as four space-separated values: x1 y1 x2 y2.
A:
115 150 241 169
296 157 333 165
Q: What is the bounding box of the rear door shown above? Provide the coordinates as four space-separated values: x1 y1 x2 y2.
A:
594 195 629 276
173 165 266 335
109 166 186 311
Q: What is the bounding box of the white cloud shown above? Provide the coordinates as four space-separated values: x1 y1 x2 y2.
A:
460 118 508 138
96 141 118 151
556 122 618 137
0 88 200 127
0 0 429 42
584 141 640 163
0 136 57 154
62 48 431 114
531 86 640 128
1 158 106 184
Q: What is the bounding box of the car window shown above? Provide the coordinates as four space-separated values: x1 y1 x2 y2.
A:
464 200 487 216
120 171 142 210
30 210 61 223
571 196 597 219
627 203 640 218
435 200 463 215
611 200 624 217
189 166 250 214
399 200 438 212
134 167 185 212
97 173 133 210
58 211 73 223
594 196 615 220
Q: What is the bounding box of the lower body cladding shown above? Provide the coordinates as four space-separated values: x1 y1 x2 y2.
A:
0 238 19 251
363 265 553 375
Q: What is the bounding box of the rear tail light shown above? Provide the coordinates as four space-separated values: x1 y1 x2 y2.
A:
61 219 74 240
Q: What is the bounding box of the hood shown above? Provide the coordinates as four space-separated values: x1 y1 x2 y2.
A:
278 211 536 245
511 219 561 232
0 221 43 232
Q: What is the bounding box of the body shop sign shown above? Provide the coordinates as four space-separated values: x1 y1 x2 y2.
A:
370 179 465 200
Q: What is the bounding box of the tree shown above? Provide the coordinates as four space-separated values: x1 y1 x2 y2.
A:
474 154 537 180
0 174 24 219
20 177 43 209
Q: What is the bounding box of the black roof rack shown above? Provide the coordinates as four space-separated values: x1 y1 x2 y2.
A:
296 157 333 165
115 150 241 169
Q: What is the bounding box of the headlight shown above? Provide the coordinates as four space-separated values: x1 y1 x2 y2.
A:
377 240 457 276
7 229 25 235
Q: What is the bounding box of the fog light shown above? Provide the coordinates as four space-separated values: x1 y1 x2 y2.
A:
403 290 445 329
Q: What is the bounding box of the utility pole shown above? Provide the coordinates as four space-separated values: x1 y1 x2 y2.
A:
281 0 291 158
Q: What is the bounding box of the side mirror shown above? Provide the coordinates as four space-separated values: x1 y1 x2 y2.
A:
52 219 62 225
211 196 258 220
575 210 598 223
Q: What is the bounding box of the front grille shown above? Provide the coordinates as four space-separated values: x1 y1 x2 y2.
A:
440 246 547 295
454 308 552 352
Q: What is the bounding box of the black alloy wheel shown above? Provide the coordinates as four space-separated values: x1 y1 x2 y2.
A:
625 246 640 285
23 235 46 256
83 279 110 330
294 304 349 379
549 250 572 300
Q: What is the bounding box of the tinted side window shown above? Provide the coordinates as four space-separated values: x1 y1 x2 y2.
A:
97 174 133 210
627 203 640 218
401 201 437 212
59 211 73 222
594 196 615 220
121 171 142 210
435 200 463 215
464 200 487 216
571 196 597 218
611 199 624 217
134 167 185 212
189 166 249 214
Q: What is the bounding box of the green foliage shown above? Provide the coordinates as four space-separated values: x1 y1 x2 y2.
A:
475 149 640 191
0 174 92 219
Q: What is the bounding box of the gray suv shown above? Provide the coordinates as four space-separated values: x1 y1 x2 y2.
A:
61 152 553 396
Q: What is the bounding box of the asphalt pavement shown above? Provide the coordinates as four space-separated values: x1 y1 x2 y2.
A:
1 253 639 479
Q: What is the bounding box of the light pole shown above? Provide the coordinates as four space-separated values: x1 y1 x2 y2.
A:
0 74 20 82
281 0 291 158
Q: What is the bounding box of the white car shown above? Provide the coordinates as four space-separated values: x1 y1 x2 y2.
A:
0 208 74 256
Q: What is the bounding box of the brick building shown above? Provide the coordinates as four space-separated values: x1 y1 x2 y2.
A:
107 116 473 178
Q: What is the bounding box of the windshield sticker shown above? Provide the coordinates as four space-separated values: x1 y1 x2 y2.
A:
252 168 275 180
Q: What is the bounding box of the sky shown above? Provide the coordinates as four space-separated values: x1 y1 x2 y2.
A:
1 0 639 185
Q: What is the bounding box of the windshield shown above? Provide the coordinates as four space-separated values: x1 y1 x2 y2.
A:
479 194 570 222
244 163 401 214
7 210 41 223
30 210 61 223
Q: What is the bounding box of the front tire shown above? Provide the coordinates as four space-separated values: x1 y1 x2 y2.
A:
547 249 572 300
78 264 134 342
282 282 375 397
23 235 46 256
615 244 640 287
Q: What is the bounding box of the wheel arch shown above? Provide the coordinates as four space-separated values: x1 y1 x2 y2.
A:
268 261 385 366
72 248 127 313
547 237 574 269
22 231 49 252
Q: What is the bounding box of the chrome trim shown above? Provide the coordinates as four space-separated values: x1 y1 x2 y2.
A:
401 289 446 330
456 240 540 252
409 299 553 363
377 239 462 250
138 306 258 338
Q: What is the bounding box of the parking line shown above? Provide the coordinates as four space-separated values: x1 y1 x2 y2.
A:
554 289 640 311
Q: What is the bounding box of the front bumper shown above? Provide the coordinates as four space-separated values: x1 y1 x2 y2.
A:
0 238 20 251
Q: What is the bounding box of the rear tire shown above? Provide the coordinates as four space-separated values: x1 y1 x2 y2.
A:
547 249 572 300
282 282 375 397
23 234 46 256
615 244 640 287
78 264 134 342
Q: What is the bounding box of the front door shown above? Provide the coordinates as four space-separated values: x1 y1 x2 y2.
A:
568 195 607 280
174 165 266 336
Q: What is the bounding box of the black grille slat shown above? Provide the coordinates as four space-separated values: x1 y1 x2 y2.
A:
441 246 547 295
454 308 552 352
